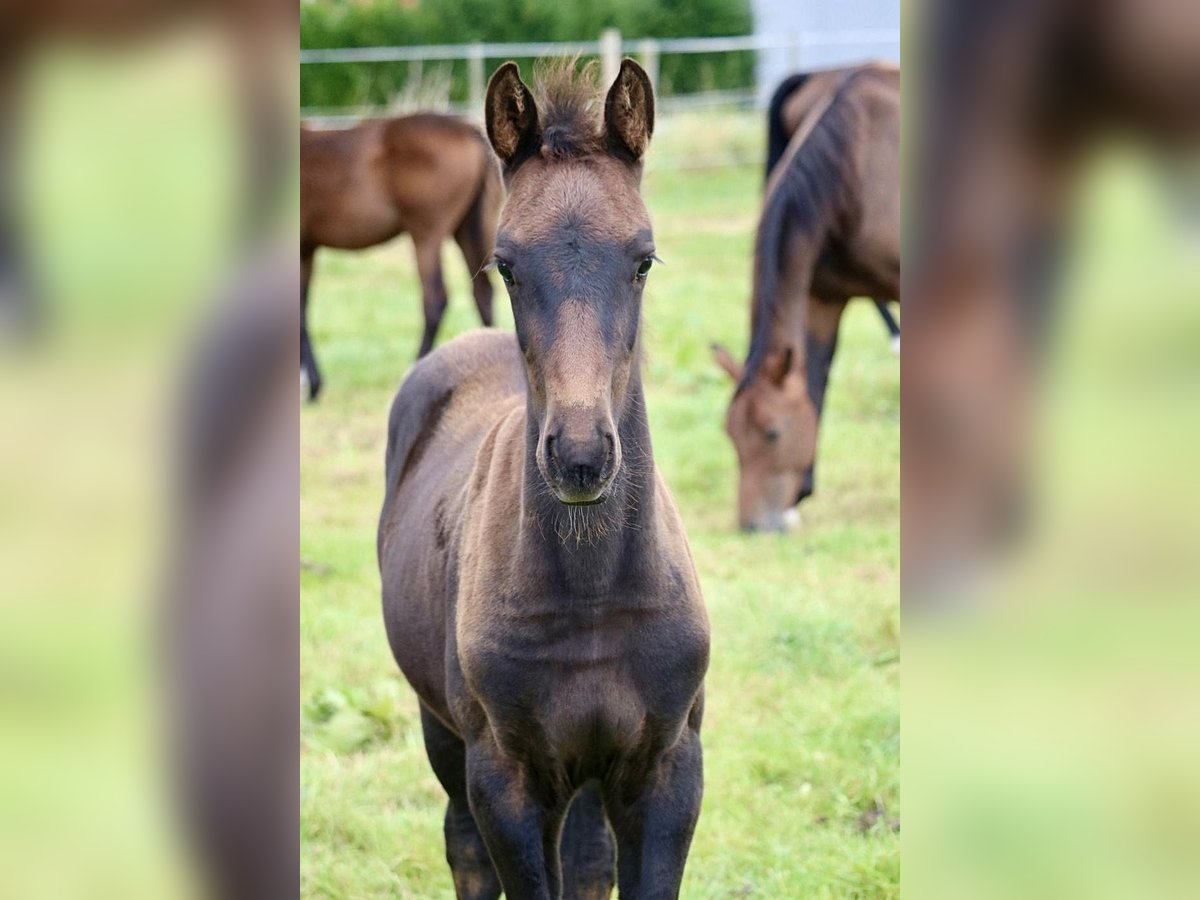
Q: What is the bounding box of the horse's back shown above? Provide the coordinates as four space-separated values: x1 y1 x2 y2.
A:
378 115 492 231
778 62 898 144
301 121 399 249
844 66 901 294
301 115 492 251
779 68 848 143
772 62 901 301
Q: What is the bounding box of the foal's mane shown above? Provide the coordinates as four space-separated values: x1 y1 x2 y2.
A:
739 70 864 393
532 57 607 159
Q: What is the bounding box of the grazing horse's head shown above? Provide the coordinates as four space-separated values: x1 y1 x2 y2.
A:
712 344 817 532
485 59 657 506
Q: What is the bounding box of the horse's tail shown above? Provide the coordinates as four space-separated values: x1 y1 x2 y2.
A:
765 72 813 183
741 71 862 391
457 129 504 274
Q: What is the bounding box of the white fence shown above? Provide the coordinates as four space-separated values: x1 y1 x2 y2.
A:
300 29 900 122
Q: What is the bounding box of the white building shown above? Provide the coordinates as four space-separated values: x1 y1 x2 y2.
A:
751 0 900 104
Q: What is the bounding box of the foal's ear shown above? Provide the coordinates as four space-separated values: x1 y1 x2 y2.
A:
604 58 655 163
710 343 744 382
485 62 541 170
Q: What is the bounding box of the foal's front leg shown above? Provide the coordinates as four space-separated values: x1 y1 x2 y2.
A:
466 739 562 900
607 728 704 900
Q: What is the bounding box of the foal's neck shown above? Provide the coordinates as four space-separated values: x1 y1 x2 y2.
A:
521 377 656 590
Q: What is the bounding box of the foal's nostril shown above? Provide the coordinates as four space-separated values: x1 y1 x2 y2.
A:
542 422 618 501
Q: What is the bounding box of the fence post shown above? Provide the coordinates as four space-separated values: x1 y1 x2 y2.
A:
787 32 801 71
468 43 485 114
638 38 660 96
600 28 622 87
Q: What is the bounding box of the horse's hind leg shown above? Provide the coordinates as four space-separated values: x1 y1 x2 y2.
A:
414 235 449 358
875 299 900 353
419 705 501 900
301 249 321 402
453 218 494 328
560 781 615 900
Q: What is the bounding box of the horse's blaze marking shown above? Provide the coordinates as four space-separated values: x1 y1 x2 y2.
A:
547 302 610 408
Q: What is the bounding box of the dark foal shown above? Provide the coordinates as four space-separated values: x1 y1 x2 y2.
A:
378 59 709 900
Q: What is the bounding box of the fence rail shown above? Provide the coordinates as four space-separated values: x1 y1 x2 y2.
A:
298 30 901 66
300 29 900 120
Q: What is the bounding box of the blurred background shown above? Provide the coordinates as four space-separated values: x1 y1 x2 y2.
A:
905 1 1200 898
0 3 297 898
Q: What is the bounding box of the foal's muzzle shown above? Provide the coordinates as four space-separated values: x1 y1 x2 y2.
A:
541 426 619 504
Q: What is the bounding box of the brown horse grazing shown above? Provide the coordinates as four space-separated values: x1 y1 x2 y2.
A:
711 63 900 532
300 114 503 400
378 59 709 900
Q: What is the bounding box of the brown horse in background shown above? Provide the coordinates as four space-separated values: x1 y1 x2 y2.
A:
712 63 900 532
300 114 503 400
379 59 709 899
767 65 901 349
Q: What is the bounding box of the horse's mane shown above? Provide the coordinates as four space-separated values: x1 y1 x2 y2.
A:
738 71 864 393
533 57 606 158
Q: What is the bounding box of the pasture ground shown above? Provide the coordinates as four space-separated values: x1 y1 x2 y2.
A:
301 110 900 898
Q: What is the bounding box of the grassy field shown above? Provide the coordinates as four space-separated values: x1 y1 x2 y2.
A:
300 111 900 898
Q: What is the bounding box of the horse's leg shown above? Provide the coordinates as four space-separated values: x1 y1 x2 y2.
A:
875 299 899 337
560 781 615 900
465 738 558 900
875 299 900 353
414 234 449 358
798 297 848 504
605 728 703 899
420 706 502 900
454 216 495 328
300 249 321 402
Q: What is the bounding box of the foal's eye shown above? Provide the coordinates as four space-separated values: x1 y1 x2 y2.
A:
635 257 654 281
496 261 515 286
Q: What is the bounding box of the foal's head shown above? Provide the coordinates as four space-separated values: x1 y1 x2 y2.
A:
485 59 657 506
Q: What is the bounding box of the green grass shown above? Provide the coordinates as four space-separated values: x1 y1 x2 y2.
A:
301 113 899 898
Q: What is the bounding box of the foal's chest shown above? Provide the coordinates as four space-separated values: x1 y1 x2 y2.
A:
457 599 707 765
